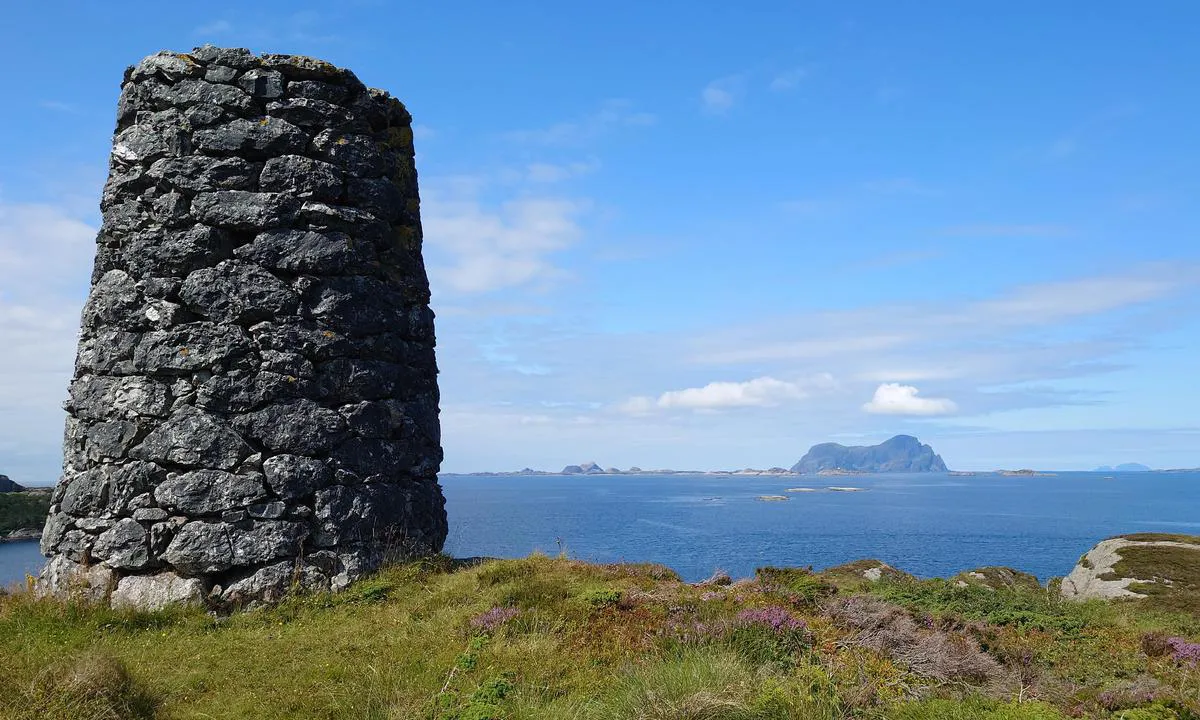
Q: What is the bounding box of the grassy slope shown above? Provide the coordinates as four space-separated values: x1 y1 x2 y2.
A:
0 493 50 537
1108 545 1200 616
1 554 1199 720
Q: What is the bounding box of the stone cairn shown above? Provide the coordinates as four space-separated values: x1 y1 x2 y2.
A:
38 47 447 609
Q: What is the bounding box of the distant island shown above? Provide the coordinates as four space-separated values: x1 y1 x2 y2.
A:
449 435 956 476
459 464 802 477
790 435 948 474
1093 463 1153 472
446 436 1199 477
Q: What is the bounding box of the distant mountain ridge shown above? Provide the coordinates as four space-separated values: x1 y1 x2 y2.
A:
791 435 948 473
1093 463 1153 472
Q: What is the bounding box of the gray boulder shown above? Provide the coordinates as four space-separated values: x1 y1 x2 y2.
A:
111 571 206 610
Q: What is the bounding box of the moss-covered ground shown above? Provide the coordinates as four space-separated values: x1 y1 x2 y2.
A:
0 553 1198 719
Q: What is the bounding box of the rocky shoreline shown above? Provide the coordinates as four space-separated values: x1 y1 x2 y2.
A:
0 529 42 544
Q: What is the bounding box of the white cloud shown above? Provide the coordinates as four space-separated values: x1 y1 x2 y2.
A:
856 368 960 383
506 100 655 146
38 101 78 114
701 77 742 113
863 383 957 416
697 266 1197 368
0 202 95 296
696 335 909 364
701 86 734 113
424 192 586 294
622 375 836 414
972 274 1183 326
0 202 97 483
525 159 599 183
769 67 810 92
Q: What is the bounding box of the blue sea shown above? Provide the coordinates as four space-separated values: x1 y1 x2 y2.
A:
0 540 44 589
4 471 1198 588
441 471 1200 583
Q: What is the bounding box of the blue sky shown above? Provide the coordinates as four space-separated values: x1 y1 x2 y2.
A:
1 2 1199 480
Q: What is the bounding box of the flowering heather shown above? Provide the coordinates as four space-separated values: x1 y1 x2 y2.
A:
660 618 716 645
470 606 519 632
1167 636 1200 665
736 606 805 632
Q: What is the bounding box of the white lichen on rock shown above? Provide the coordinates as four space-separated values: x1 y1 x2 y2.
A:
1061 536 1200 601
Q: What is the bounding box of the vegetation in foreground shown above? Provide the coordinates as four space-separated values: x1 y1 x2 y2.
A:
1 553 1198 720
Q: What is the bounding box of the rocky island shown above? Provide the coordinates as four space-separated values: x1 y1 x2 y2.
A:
790 434 949 474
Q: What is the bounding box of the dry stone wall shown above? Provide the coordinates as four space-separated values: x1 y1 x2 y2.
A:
39 47 446 609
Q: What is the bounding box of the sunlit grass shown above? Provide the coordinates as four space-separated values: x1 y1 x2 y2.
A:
0 553 1197 719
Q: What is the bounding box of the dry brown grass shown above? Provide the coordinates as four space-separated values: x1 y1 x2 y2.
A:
0 653 156 720
825 596 1002 684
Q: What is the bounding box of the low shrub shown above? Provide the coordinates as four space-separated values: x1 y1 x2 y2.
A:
886 697 1066 719
869 577 1090 633
1165 637 1200 665
470 606 520 633
754 567 837 606
725 607 812 669
826 596 1001 683
579 587 622 609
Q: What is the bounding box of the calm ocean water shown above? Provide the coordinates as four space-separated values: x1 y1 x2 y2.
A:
0 540 44 589
4 471 1198 588
440 471 1200 583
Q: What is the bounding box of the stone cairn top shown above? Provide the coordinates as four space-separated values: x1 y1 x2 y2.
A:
38 47 447 610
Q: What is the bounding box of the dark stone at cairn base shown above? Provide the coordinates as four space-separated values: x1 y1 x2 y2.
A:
38 47 446 610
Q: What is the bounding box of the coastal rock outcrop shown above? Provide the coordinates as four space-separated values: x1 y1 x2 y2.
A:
1061 534 1200 602
952 566 1041 591
38 47 446 609
791 435 948 474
